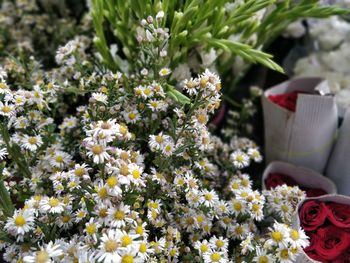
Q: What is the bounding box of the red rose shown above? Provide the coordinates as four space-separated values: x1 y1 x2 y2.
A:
305 250 327 263
304 188 328 198
265 173 297 190
299 200 328 231
326 202 350 228
333 248 350 263
268 91 306 112
304 232 319 253
314 225 350 261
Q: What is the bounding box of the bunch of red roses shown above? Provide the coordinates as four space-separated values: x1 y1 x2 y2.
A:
268 90 306 112
299 200 350 262
265 173 327 197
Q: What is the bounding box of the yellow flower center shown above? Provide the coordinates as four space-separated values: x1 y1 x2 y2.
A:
105 240 118 252
139 243 147 253
252 204 260 212
258 256 269 263
74 168 85 177
98 187 108 199
121 235 132 247
128 112 136 120
119 125 128 135
197 114 207 124
235 226 243 235
149 202 159 209
28 137 37 145
120 164 129 176
200 78 208 88
132 170 141 179
35 251 49 263
290 230 299 241
155 135 164 144
55 155 64 163
99 208 108 218
216 240 224 248
14 215 26 226
48 198 59 207
170 248 177 257
231 182 240 190
2 105 11 113
235 155 244 162
210 252 221 262
62 215 71 223
91 145 103 154
114 210 125 220
164 145 172 152
280 249 289 259
233 202 242 211
135 226 144 235
122 255 133 263
107 176 118 187
86 224 96 235
204 193 213 201
200 244 208 253
281 204 289 213
271 231 283 242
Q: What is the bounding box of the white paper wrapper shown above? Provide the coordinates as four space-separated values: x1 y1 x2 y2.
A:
293 194 350 263
262 161 337 194
326 108 350 195
262 78 338 173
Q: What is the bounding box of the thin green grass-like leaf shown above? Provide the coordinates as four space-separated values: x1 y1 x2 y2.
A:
205 38 284 73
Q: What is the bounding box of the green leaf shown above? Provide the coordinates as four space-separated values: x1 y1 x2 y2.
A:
166 85 191 105
0 180 14 217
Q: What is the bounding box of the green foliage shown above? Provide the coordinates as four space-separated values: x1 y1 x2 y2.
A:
91 0 349 93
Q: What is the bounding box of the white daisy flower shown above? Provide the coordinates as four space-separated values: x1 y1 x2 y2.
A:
40 197 65 214
230 150 250 169
122 108 141 124
253 247 274 263
108 203 132 228
95 229 123 263
86 143 110 164
5 209 35 236
200 189 219 207
159 67 171 76
91 92 108 104
203 249 227 263
248 148 262 162
287 227 310 249
23 241 63 263
21 135 43 151
0 102 15 117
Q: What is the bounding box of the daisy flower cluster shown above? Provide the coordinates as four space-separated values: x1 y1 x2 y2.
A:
0 0 91 66
0 11 311 263
263 185 306 224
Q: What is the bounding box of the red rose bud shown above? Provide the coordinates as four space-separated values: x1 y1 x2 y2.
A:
265 173 297 190
299 200 328 231
314 225 350 261
326 202 350 228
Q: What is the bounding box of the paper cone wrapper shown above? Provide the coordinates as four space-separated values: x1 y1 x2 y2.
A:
326 108 350 195
293 194 350 263
262 78 338 173
262 161 337 194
